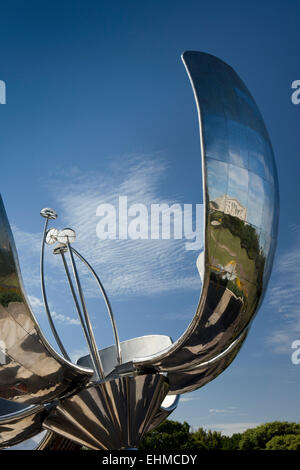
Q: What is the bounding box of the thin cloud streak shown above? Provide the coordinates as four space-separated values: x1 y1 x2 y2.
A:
202 422 260 436
265 228 300 353
12 153 202 300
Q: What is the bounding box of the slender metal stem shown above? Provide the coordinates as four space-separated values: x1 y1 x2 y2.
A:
40 219 70 361
67 241 104 380
60 250 100 374
71 247 122 366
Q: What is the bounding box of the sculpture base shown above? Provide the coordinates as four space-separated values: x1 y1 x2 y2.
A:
43 373 169 450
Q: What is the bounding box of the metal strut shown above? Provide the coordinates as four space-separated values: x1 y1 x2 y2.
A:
40 218 70 361
71 247 122 366
67 241 105 381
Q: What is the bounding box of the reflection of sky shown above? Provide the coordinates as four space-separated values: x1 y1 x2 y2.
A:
198 51 277 234
247 172 265 228
204 94 277 233
206 158 228 201
206 157 275 231
234 87 261 118
227 164 248 208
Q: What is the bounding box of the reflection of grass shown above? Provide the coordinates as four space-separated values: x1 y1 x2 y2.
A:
0 273 22 301
208 210 267 331
208 215 266 325
0 273 19 287
211 227 256 283
210 271 246 302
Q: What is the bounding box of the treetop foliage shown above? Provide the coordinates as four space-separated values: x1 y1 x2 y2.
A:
138 420 300 451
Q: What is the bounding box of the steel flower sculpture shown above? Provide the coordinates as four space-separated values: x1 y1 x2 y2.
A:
0 51 279 450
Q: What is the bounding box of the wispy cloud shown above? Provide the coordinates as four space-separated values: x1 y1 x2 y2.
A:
209 407 237 414
12 153 202 300
27 295 80 326
70 347 89 363
51 311 80 326
180 396 202 403
202 422 260 436
265 228 300 353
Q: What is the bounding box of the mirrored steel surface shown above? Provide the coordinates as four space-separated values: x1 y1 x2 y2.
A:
36 431 81 450
133 51 279 393
167 329 248 394
0 51 279 449
43 373 169 450
0 196 93 404
0 404 46 448
77 335 173 378
147 394 180 432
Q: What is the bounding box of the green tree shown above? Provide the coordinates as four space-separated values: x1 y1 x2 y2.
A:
266 434 300 450
139 420 193 451
138 420 300 451
238 422 300 450
221 433 242 450
190 428 223 450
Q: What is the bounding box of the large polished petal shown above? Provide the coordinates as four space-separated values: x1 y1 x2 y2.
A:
0 196 93 404
0 405 46 448
133 51 279 393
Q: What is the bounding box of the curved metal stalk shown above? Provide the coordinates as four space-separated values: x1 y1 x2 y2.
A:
71 247 122 366
67 241 104 381
40 218 70 361
59 249 101 375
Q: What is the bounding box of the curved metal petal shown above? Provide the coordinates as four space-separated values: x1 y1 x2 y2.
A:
43 374 170 450
36 431 81 450
0 196 93 404
167 328 248 394
133 51 279 390
0 404 46 448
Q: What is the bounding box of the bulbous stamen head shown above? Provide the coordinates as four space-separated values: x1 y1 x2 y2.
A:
53 243 68 255
57 228 76 244
40 208 58 220
45 228 59 245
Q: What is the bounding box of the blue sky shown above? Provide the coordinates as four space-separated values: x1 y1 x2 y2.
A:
1 0 300 441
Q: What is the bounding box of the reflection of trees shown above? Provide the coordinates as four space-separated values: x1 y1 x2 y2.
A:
0 292 23 307
0 247 15 278
210 210 266 290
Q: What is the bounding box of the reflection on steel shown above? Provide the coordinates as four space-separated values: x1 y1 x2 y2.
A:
0 51 279 450
0 196 92 407
133 51 279 391
36 431 81 450
43 374 169 450
0 405 46 448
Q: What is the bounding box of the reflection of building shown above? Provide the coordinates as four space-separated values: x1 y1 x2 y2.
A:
212 194 247 221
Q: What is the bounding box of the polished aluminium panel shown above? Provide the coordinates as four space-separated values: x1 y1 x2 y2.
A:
43 374 169 450
0 404 46 448
146 394 180 432
167 329 248 394
133 51 279 392
0 51 279 450
0 196 93 404
36 431 81 450
77 335 173 378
